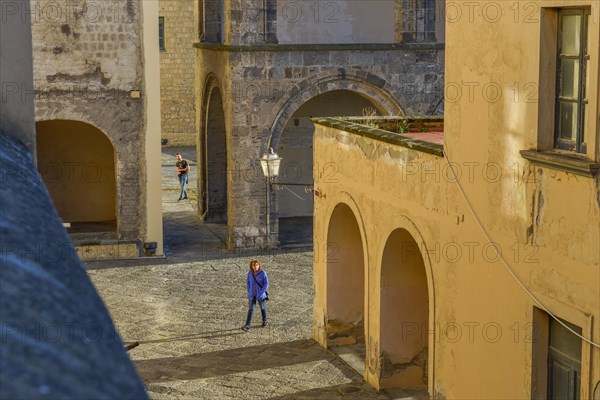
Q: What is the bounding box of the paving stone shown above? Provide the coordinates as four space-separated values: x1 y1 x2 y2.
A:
84 147 393 399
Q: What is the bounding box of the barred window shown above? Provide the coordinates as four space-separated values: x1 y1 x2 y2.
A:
159 17 165 51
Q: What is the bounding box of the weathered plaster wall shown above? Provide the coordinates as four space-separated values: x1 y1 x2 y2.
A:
313 119 599 397
312 122 447 392
443 3 600 396
160 0 197 146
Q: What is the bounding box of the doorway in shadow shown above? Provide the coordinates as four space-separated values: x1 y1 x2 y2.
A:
36 120 117 241
276 90 385 248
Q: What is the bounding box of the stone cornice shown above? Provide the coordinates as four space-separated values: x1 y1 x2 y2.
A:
520 150 600 177
312 117 444 157
193 42 445 52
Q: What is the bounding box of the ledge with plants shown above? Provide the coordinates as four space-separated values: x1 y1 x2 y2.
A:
312 108 444 157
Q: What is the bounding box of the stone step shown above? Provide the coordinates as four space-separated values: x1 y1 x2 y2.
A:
75 240 140 261
330 343 366 377
381 387 429 400
330 344 430 400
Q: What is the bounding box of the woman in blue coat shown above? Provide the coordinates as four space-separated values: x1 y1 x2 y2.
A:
242 259 269 332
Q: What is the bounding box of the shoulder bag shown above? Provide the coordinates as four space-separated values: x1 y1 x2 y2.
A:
252 272 269 301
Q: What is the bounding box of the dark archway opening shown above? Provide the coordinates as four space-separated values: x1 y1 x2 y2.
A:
380 228 429 389
326 203 366 375
277 90 384 247
201 87 228 224
36 120 117 237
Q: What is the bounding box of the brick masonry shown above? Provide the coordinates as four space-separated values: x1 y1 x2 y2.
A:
159 0 198 146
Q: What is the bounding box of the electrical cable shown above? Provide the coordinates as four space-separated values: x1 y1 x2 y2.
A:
442 150 600 348
279 184 308 201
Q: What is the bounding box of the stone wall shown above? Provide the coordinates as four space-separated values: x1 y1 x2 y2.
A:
159 0 197 146
193 0 446 248
196 44 444 248
31 0 147 241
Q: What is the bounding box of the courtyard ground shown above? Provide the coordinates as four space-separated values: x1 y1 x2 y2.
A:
84 147 395 400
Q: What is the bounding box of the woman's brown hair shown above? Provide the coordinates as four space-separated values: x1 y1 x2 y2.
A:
249 259 261 270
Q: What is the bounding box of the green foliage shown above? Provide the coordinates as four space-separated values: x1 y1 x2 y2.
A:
396 120 409 133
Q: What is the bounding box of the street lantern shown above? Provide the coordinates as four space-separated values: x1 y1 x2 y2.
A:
258 146 316 245
259 147 282 244
260 147 282 181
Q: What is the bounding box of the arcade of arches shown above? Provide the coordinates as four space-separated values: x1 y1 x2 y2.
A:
319 201 430 391
311 119 441 393
312 109 600 398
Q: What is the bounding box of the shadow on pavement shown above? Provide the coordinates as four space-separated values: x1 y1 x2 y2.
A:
279 216 313 248
266 383 384 399
135 339 354 383
137 328 245 345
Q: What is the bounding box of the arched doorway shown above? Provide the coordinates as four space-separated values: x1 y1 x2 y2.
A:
36 120 117 235
380 228 429 388
276 90 386 247
326 203 366 373
200 86 228 224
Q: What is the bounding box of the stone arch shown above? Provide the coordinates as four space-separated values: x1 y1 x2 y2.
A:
378 215 436 393
35 120 117 234
33 103 144 242
266 70 403 246
278 90 386 219
199 75 228 223
324 194 370 375
326 202 365 344
266 69 405 151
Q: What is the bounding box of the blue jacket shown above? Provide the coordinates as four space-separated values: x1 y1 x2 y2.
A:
246 269 269 301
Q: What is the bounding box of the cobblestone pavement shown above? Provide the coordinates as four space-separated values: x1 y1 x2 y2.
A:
85 147 391 400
